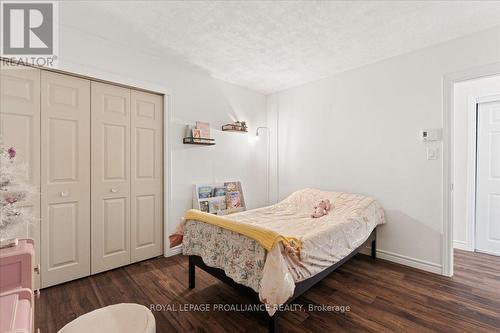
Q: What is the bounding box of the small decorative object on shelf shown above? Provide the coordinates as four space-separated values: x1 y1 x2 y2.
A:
222 120 248 133
184 125 192 138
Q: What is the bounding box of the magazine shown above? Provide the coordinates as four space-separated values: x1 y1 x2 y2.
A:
224 182 239 192
226 191 241 209
213 186 226 197
199 200 209 213
209 197 227 213
198 186 213 199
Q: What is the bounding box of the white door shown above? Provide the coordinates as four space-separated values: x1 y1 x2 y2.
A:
130 90 163 262
0 64 41 288
476 99 500 256
40 71 91 287
91 82 131 274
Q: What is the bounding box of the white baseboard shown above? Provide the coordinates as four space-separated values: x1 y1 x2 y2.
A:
375 249 442 274
475 248 500 256
165 244 182 257
453 240 473 252
360 247 442 275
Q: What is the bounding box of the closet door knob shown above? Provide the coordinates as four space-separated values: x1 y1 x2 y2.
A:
59 191 69 197
110 188 118 193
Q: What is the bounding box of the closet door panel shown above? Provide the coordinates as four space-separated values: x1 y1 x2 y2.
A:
131 90 163 262
91 82 131 274
103 198 128 254
0 64 41 288
40 71 90 288
47 202 78 266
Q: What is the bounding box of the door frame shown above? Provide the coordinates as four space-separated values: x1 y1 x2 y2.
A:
443 62 500 277
464 93 500 253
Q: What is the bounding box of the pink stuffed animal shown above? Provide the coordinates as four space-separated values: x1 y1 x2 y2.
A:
311 199 332 218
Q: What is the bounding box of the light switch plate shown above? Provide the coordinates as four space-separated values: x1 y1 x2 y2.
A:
427 147 439 160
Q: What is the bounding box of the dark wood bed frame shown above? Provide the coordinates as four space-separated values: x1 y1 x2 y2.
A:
188 228 377 333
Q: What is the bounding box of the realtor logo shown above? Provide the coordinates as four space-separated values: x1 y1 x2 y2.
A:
1 1 58 66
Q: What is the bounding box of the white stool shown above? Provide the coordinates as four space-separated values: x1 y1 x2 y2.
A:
58 303 155 333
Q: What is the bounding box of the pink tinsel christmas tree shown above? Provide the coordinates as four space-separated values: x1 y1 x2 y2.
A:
0 146 35 241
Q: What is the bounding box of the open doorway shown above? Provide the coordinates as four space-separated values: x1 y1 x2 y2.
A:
453 75 500 264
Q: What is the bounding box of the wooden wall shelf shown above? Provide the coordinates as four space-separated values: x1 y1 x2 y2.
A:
222 124 247 133
183 137 216 146
221 128 248 133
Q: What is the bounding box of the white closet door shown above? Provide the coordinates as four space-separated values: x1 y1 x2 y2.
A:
131 90 163 262
40 71 91 287
476 99 500 256
0 64 41 288
91 82 131 274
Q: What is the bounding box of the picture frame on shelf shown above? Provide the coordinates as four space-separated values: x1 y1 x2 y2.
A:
192 128 202 142
196 121 210 139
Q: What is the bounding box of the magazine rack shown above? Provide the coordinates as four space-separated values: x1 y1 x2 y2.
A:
192 181 246 215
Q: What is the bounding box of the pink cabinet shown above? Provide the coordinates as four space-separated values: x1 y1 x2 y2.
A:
0 239 36 333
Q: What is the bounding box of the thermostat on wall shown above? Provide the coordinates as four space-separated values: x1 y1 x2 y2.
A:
420 128 442 142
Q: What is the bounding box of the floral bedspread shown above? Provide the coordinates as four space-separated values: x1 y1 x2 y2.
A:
183 220 266 292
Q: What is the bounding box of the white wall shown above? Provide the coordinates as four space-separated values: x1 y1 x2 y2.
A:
268 27 500 273
55 18 268 247
453 75 500 250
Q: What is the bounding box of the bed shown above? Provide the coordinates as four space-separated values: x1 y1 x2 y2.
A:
181 188 385 332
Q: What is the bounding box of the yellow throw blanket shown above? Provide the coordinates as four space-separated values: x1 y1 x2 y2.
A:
184 209 302 254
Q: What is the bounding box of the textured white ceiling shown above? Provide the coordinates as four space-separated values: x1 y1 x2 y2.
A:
61 1 500 93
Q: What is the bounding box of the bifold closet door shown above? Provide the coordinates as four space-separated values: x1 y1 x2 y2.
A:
0 64 41 288
40 71 91 288
91 82 131 274
131 90 163 262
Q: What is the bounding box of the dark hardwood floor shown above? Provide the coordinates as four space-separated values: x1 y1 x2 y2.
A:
36 250 500 332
